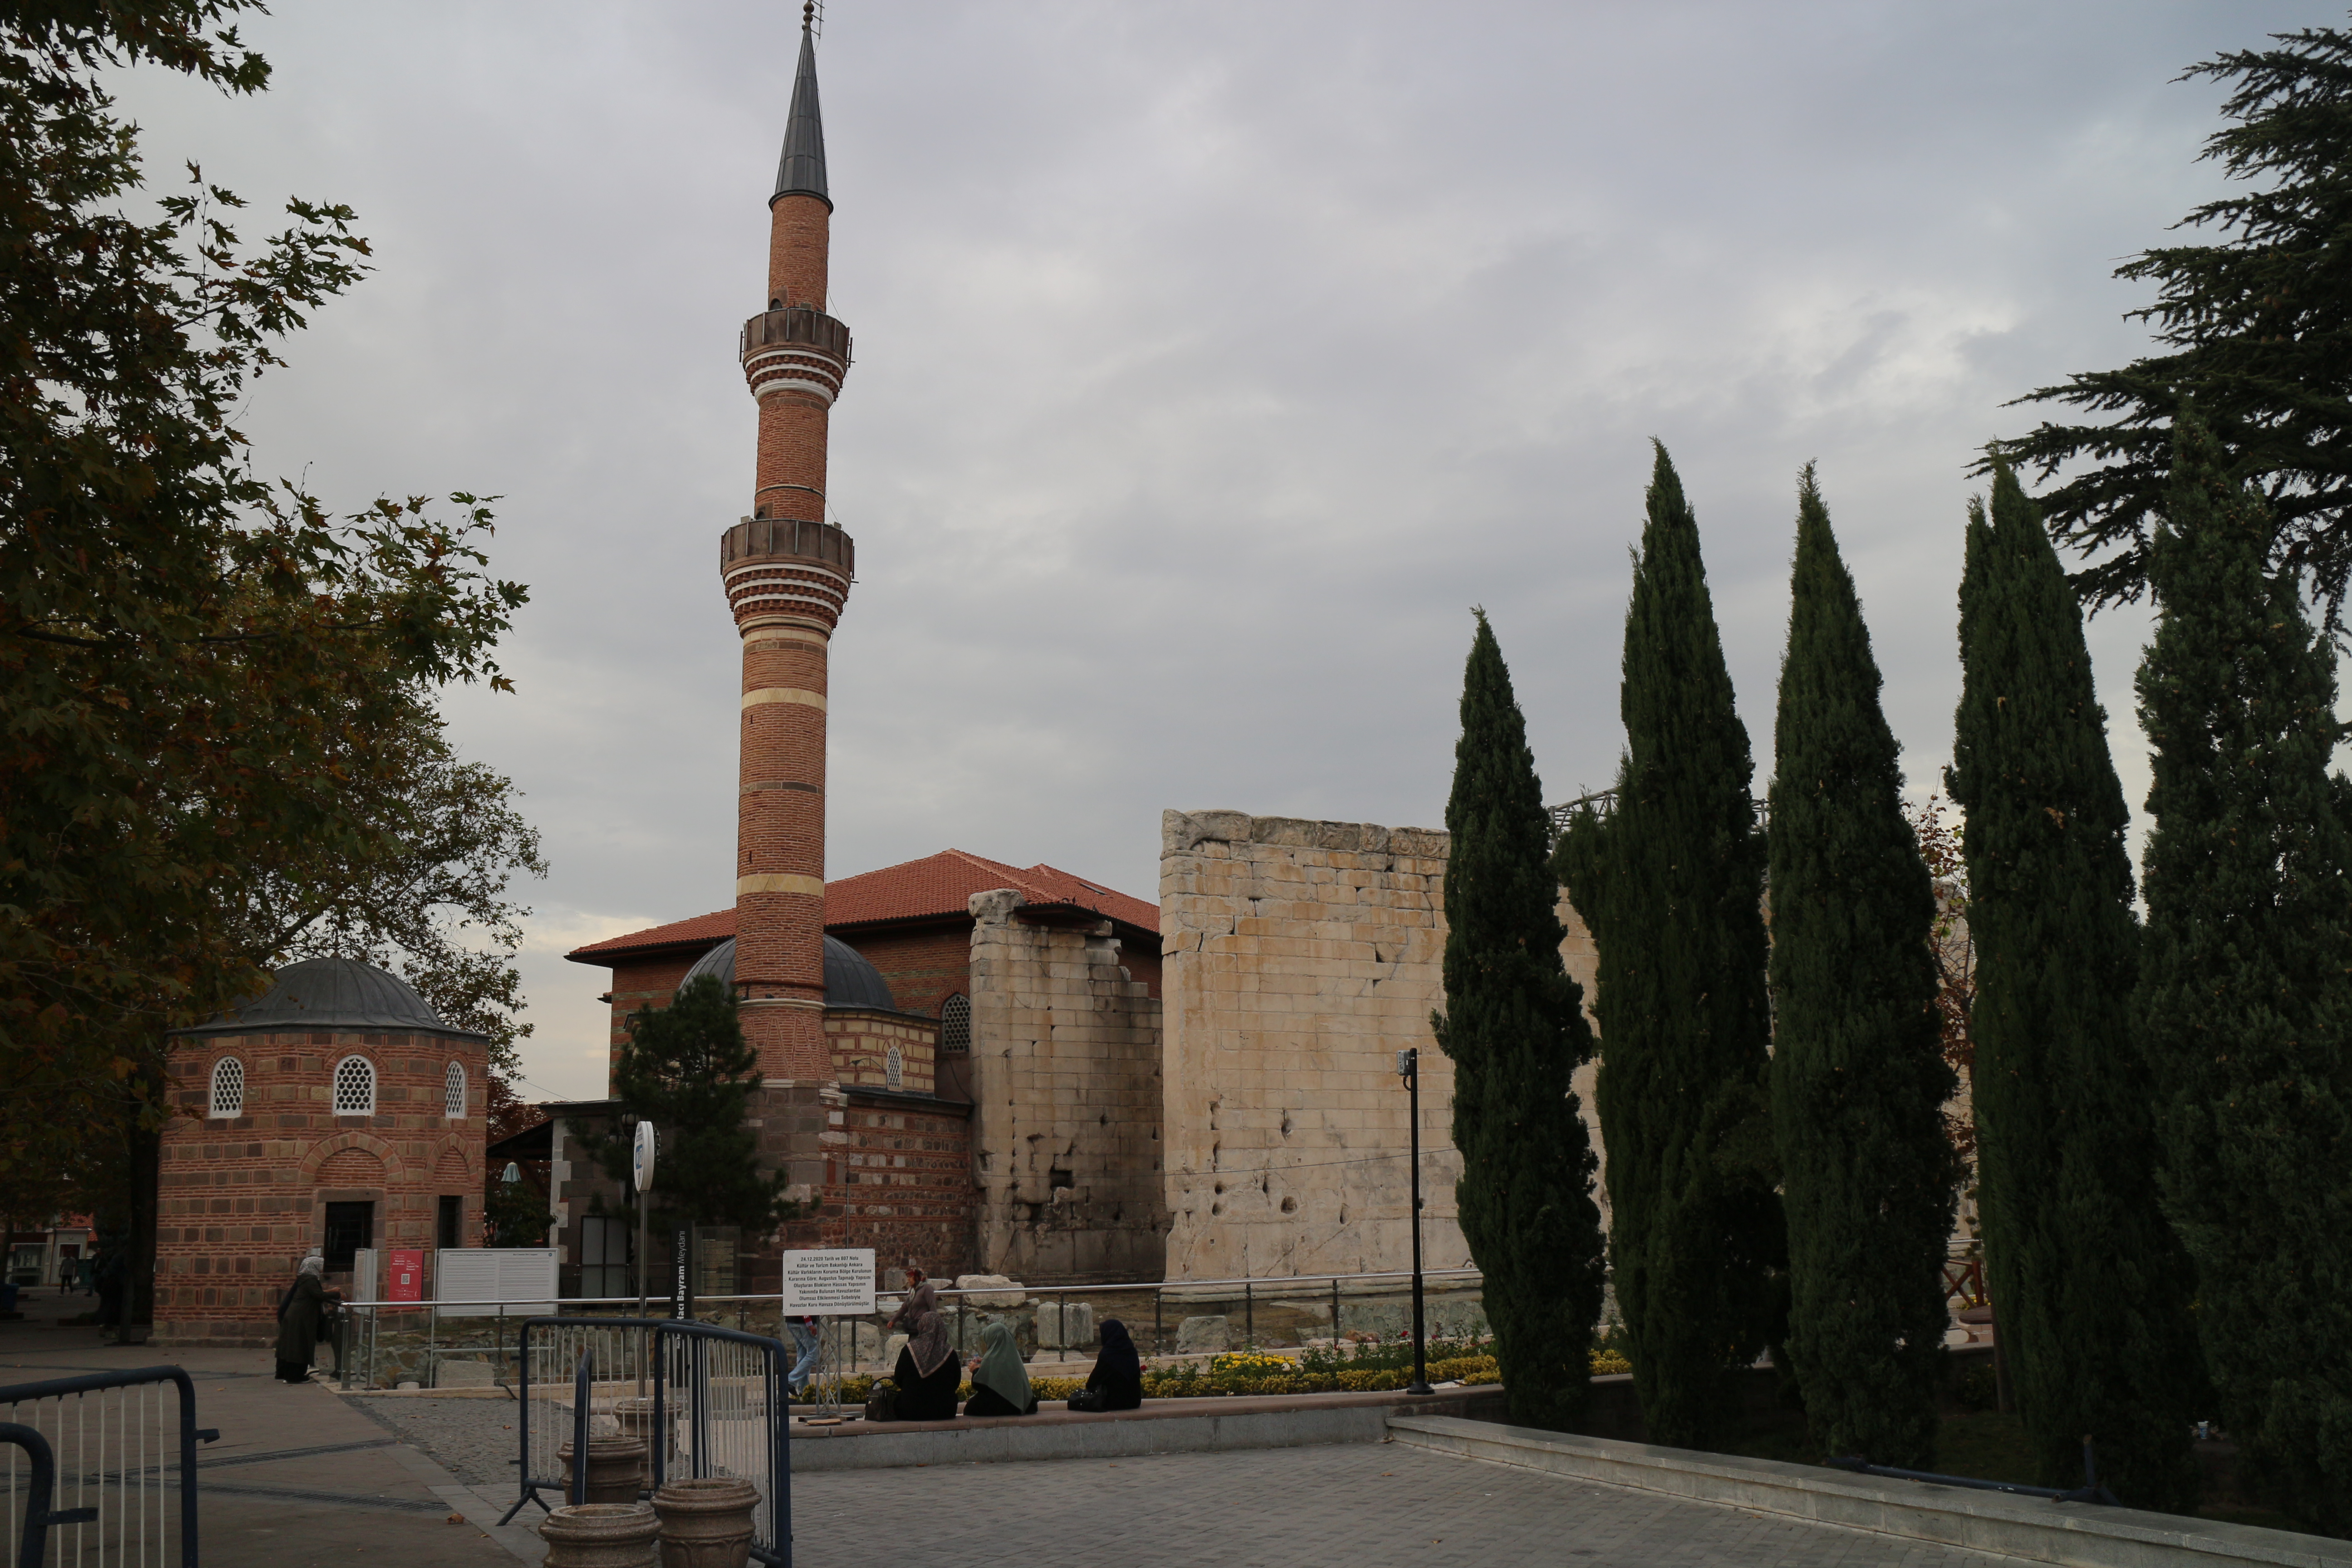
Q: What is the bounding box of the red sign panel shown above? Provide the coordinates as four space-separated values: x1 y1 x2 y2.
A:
387 1248 424 1309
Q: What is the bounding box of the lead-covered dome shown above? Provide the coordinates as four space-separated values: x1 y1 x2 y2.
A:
172 955 481 1039
678 936 897 1011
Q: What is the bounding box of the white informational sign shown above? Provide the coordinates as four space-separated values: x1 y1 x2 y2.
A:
778 1248 876 1314
435 1247 559 1317
351 1247 378 1305
632 1122 657 1193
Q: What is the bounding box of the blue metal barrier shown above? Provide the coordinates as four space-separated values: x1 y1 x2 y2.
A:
502 1316 791 1565
0 1365 217 1566
652 1319 792 1567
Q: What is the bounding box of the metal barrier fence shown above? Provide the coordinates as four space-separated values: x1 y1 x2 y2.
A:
654 1321 789 1567
505 1316 664 1523
505 1318 791 1567
0 1366 216 1568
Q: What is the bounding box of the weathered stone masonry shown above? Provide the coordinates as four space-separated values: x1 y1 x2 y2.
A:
1158 810 1603 1284
968 890 1167 1282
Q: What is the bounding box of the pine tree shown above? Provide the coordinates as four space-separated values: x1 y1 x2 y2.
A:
1553 442 1784 1450
1767 466 1959 1467
1948 461 2203 1509
584 978 800 1238
2136 408 2352 1534
1996 24 2352 629
1435 612 1608 1432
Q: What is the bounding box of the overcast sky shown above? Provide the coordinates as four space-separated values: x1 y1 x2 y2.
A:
106 1 2340 1102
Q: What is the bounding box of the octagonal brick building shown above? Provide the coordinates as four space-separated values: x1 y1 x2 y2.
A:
155 956 489 1346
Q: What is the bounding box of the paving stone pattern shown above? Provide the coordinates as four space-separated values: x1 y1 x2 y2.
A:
791 1442 2041 1568
352 1396 527 1496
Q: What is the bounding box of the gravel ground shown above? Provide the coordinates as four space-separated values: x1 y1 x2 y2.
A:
349 1396 527 1496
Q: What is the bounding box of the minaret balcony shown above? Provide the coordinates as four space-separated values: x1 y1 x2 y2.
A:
740 306 852 406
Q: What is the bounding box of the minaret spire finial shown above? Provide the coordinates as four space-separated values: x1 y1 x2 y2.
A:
772 9 830 210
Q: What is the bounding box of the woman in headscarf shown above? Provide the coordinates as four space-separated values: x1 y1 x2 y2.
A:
273 1256 338 1385
961 1319 1036 1418
880 1281 961 1420
1078 1318 1143 1411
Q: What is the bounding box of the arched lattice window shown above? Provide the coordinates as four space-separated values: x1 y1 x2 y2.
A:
939 994 970 1055
209 1056 245 1118
443 1060 466 1119
885 1044 903 1089
332 1054 376 1116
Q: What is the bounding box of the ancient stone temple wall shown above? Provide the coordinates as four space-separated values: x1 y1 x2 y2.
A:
1158 810 1603 1284
966 891 1168 1283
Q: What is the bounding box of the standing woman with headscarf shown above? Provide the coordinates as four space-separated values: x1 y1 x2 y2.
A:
962 1319 1037 1417
881 1281 961 1420
274 1256 339 1385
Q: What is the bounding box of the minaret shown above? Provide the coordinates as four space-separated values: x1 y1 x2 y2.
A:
725 3 851 1100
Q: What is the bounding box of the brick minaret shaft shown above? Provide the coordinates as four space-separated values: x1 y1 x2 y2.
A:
726 10 852 1086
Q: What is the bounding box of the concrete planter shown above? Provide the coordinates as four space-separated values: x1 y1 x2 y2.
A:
652 1476 760 1568
612 1396 660 1445
541 1502 662 1568
559 1435 648 1504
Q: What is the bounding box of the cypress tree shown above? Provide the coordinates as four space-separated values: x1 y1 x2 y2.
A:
1948 461 2203 1509
1435 612 1608 1432
2137 408 2352 1534
1553 442 1784 1450
1767 466 1959 1467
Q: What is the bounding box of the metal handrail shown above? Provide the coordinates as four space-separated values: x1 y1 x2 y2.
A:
334 1267 1485 1311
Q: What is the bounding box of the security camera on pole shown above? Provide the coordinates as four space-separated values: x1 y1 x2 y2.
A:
1398 1048 1432 1396
632 1120 657 1320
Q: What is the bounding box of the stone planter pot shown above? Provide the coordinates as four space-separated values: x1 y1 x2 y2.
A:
559 1435 648 1504
612 1396 659 1446
652 1476 759 1568
541 1502 661 1568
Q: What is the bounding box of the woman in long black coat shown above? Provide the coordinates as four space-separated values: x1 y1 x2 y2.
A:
274 1256 337 1384
879 1282 962 1420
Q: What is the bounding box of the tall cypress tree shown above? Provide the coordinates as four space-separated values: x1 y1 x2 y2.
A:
1553 442 1784 1450
2137 408 2352 1534
1768 466 1959 1467
1435 612 1607 1432
1949 461 2203 1510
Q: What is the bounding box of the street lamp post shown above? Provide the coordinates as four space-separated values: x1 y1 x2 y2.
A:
1398 1048 1432 1396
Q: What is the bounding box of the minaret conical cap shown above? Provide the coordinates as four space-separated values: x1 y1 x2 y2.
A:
771 13 830 210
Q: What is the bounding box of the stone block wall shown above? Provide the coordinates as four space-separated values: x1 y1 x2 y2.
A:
967 890 1168 1283
1158 810 1603 1284
156 1028 486 1345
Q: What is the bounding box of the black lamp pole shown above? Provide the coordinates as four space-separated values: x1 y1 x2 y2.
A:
1400 1047 1432 1396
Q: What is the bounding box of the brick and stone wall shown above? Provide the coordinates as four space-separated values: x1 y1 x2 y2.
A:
825 1006 937 1097
967 891 1168 1283
156 1029 486 1346
837 923 972 1023
1157 809 1604 1284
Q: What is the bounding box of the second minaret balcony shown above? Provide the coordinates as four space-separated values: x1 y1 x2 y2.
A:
740 306 852 407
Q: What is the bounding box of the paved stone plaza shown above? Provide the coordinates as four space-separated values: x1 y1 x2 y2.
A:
0 1293 2080 1568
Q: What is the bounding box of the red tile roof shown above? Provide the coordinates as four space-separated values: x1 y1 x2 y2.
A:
564 850 1157 965
565 907 737 960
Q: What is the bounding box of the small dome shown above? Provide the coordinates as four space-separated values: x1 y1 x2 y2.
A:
678 936 897 1011
174 956 478 1039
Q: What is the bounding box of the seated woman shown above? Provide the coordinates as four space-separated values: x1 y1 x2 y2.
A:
880 1281 961 1421
961 1320 1037 1418
1078 1318 1144 1411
